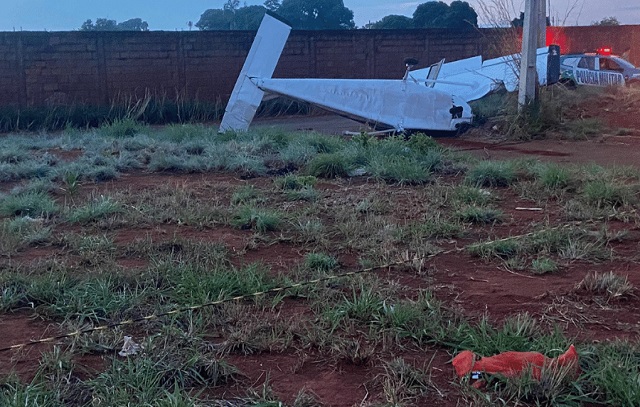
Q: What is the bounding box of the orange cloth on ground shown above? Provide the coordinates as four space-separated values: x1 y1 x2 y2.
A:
452 345 579 382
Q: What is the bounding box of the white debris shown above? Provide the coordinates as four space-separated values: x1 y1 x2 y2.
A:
118 336 141 357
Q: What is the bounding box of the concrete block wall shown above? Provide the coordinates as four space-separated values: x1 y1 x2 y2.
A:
0 25 638 108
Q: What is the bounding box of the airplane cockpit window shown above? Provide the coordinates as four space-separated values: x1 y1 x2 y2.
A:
578 57 595 70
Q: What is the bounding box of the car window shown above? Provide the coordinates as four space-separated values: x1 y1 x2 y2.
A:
612 57 635 70
577 57 595 70
600 58 623 72
561 57 579 66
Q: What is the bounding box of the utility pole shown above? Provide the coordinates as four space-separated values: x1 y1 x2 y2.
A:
518 0 539 111
538 0 547 48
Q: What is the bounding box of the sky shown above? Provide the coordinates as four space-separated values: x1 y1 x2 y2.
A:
1 0 639 32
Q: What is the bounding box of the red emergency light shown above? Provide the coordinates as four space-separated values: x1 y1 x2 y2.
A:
596 47 613 55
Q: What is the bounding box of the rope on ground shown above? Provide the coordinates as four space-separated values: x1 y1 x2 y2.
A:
0 248 460 354
2 212 634 353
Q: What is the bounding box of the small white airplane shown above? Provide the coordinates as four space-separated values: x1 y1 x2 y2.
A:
220 13 559 135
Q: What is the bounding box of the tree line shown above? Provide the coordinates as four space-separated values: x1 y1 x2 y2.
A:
79 0 621 31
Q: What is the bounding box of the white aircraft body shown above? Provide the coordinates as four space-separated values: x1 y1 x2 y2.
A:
220 13 558 134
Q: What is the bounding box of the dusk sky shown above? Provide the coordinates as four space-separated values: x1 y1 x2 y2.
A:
1 0 639 31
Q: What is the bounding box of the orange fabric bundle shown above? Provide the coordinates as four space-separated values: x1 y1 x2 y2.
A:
452 345 579 387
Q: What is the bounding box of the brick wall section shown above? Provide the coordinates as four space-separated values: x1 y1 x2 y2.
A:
0 26 639 108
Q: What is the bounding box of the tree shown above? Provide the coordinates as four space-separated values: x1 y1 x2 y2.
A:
413 1 450 28
367 15 414 29
79 17 149 31
445 1 478 29
196 5 266 30
224 0 240 11
117 18 149 31
591 16 620 26
412 1 477 29
264 0 281 12
276 0 355 29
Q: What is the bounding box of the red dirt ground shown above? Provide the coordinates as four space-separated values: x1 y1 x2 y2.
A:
1 97 639 406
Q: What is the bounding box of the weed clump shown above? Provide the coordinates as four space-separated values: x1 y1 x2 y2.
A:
306 153 348 178
466 161 515 187
0 191 58 217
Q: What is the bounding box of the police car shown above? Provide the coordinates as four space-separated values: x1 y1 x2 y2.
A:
560 48 640 87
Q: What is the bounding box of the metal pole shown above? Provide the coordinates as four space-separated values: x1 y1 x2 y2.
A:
518 0 539 111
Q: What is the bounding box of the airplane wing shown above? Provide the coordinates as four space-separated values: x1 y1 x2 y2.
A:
410 47 559 102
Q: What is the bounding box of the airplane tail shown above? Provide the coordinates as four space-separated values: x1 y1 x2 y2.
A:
219 13 291 133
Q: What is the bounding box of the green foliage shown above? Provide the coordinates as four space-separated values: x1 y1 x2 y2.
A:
168 262 280 306
531 257 558 274
591 16 620 26
80 17 149 31
468 239 520 259
407 132 441 153
327 285 383 325
67 196 122 224
367 15 414 29
580 341 640 405
0 217 51 253
305 153 349 178
0 191 58 217
576 271 634 301
380 358 431 404
455 206 503 224
277 0 355 29
304 252 339 271
99 118 145 138
368 155 431 185
536 163 572 190
275 175 317 190
231 185 262 205
582 180 633 208
231 206 282 233
452 185 492 206
196 5 266 30
413 0 478 29
465 161 515 187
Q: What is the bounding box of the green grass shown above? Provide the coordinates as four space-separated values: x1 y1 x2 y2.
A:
455 206 503 224
305 153 349 178
582 180 634 208
231 206 282 233
0 191 58 217
67 196 122 224
1 123 639 406
465 161 516 187
531 257 559 274
304 252 339 271
536 163 572 190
